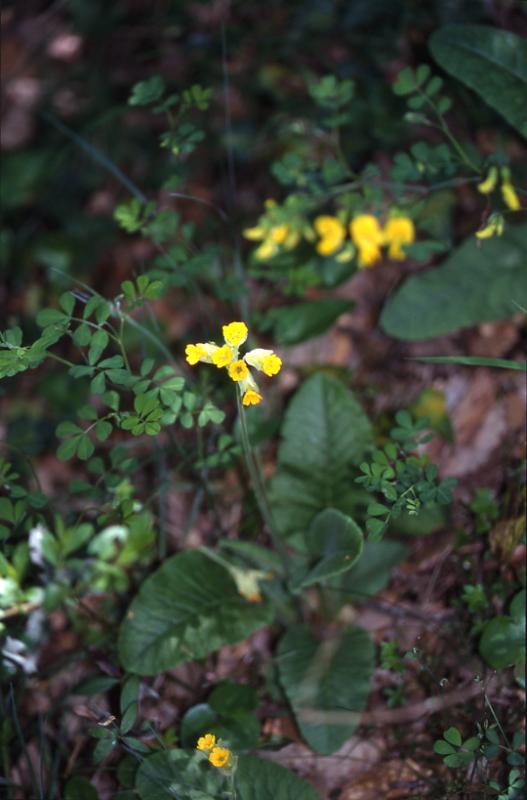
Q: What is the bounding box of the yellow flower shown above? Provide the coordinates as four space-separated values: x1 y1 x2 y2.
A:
228 360 249 382
211 345 234 368
477 167 498 195
254 239 277 261
475 214 504 239
502 182 520 211
350 215 384 268
243 226 265 241
242 389 262 406
209 747 231 769
184 324 281 405
384 216 415 261
244 348 282 376
262 354 282 376
223 322 248 347
185 344 206 365
314 215 346 256
269 224 290 244
196 733 216 752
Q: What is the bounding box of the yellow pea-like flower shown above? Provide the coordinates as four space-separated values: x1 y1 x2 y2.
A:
350 215 384 268
384 216 415 261
243 226 265 241
477 167 498 195
502 182 520 211
314 215 346 256
269 224 290 244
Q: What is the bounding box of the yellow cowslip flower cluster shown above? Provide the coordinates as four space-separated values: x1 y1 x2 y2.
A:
185 322 281 406
196 733 232 769
477 166 521 214
243 199 301 261
312 213 415 268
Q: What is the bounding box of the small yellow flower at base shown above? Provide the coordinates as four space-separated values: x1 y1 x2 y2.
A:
384 216 415 261
262 354 282 376
223 321 248 347
228 360 249 382
246 592 262 603
242 389 262 406
314 215 346 256
196 733 216 752
209 747 231 769
502 182 521 211
212 345 234 368
477 167 498 195
185 344 206 365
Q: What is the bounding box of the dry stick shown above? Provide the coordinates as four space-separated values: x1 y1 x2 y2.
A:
295 679 490 729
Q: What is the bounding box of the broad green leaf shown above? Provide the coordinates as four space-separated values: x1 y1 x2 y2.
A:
235 755 321 799
294 508 364 589
269 373 373 545
118 551 273 675
260 299 354 345
327 540 408 606
277 625 374 754
380 225 527 340
429 25 527 137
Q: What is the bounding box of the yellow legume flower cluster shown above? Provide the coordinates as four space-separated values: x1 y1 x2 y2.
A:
185 322 281 406
244 204 416 269
196 733 232 769
476 166 522 240
314 213 415 268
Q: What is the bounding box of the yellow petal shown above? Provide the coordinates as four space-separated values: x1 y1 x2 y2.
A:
243 226 265 241
477 166 498 195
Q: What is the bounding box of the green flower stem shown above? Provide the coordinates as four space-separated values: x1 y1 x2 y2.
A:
235 391 289 572
228 767 238 800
